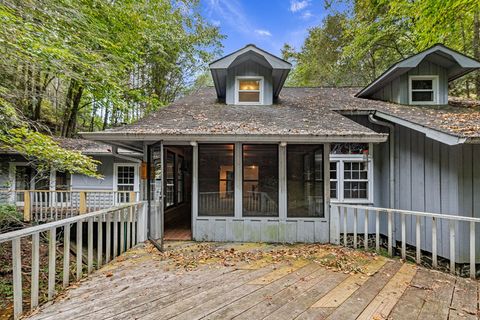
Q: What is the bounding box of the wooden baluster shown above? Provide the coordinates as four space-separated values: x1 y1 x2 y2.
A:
12 238 22 319
63 224 70 287
432 217 437 268
31 233 40 309
470 221 476 279
113 210 118 258
120 209 125 254
79 191 87 214
387 211 393 256
132 206 137 246
343 207 347 246
97 214 103 268
48 227 56 300
106 212 111 263
416 216 421 264
401 213 406 260
126 207 132 250
364 209 368 250
375 210 380 252
450 221 456 274
87 217 93 274
76 221 83 280
353 208 358 249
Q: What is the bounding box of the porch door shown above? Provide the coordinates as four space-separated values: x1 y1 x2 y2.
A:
149 142 164 250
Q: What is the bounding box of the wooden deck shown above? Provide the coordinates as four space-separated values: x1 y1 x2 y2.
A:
25 242 479 320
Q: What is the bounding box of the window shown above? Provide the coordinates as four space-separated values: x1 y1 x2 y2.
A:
114 164 138 203
198 144 234 216
235 77 263 104
165 151 176 208
243 144 278 217
287 145 324 218
177 155 185 204
330 143 372 203
409 76 438 104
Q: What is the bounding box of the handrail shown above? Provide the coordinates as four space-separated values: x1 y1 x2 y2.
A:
331 204 480 223
331 203 478 280
0 189 139 193
3 201 148 319
0 202 142 243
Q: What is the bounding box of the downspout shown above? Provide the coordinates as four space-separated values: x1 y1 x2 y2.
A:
368 113 395 209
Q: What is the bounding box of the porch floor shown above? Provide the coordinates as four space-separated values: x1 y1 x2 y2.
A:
26 242 479 320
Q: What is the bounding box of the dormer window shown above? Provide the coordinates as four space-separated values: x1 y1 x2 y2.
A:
409 75 438 105
235 76 264 105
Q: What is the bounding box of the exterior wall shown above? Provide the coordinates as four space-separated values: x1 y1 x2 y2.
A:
225 60 273 105
347 115 479 263
371 60 449 105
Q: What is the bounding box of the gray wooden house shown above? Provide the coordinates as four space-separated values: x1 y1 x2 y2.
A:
19 44 480 263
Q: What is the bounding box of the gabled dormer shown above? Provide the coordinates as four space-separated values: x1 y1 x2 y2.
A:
209 44 292 105
356 44 480 105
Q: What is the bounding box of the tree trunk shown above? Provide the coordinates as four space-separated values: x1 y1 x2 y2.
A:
474 10 480 98
61 79 83 137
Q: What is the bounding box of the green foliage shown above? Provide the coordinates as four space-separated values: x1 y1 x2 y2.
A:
0 204 23 233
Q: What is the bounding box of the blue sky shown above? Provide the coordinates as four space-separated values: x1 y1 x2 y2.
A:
201 0 347 57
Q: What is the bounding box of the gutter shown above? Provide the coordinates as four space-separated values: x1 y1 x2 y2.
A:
368 113 395 209
111 146 142 163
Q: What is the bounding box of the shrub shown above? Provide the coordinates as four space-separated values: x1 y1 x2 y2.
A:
0 204 23 233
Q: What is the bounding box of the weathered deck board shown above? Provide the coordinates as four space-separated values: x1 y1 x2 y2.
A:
25 242 480 320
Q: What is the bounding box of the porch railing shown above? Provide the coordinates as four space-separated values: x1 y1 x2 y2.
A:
0 201 147 319
0 190 140 222
331 204 480 279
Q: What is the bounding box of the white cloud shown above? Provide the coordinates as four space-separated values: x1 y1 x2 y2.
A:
255 29 272 37
301 10 313 19
211 19 221 26
290 0 310 13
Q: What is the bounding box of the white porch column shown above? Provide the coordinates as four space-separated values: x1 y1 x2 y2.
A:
325 143 338 244
234 143 242 219
191 142 199 238
278 142 287 220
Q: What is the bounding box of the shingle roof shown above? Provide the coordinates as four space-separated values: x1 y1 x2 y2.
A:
87 87 386 142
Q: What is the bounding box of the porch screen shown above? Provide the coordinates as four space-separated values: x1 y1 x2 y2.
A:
198 144 234 216
287 145 324 218
243 144 278 217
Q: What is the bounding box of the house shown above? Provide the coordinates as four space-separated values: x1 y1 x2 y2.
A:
79 43 480 264
0 138 142 211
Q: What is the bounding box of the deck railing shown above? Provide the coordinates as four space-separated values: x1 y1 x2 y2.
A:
0 190 140 222
331 204 480 279
0 201 147 319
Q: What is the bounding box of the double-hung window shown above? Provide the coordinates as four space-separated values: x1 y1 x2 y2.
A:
235 77 263 104
409 75 438 104
114 164 138 203
330 143 372 203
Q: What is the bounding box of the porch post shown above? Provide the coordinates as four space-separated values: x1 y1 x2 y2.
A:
325 143 338 244
191 142 199 239
234 143 242 219
278 142 287 220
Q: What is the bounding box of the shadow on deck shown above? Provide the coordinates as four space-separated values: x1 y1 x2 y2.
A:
25 242 479 320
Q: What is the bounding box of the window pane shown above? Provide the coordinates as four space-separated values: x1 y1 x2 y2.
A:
239 92 260 102
412 91 433 102
331 143 368 155
198 144 234 216
344 181 368 199
239 80 260 91
287 145 324 218
412 79 433 90
177 156 184 203
243 144 278 217
330 181 337 199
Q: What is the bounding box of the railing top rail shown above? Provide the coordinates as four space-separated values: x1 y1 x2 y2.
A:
0 189 139 193
331 203 480 223
0 201 145 243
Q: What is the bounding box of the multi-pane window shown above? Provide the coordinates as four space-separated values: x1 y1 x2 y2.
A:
198 144 234 216
330 143 372 203
409 76 438 104
287 145 324 218
236 77 263 104
116 165 136 203
177 156 184 204
165 152 176 208
243 144 278 217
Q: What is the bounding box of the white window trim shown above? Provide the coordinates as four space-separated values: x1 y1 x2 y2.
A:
113 163 140 192
329 154 374 204
409 75 439 105
234 76 264 105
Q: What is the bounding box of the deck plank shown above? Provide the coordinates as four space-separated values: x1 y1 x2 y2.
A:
416 270 456 320
448 277 478 320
